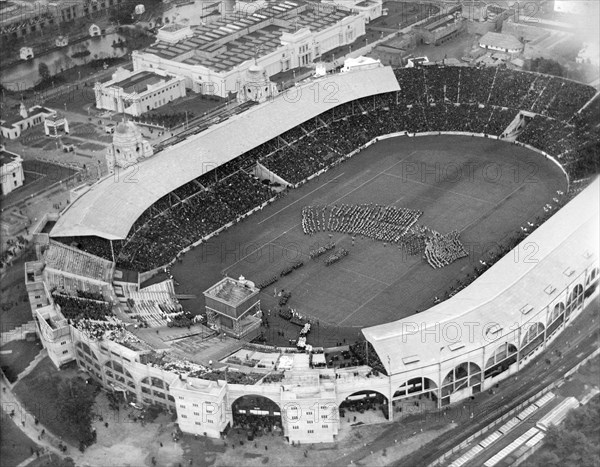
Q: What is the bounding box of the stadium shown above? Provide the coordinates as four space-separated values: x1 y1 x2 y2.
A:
26 64 599 444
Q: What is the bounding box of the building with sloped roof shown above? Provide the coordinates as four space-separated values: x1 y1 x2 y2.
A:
0 104 56 140
479 31 524 54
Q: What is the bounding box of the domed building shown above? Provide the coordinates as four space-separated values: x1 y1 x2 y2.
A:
105 120 153 172
236 63 278 104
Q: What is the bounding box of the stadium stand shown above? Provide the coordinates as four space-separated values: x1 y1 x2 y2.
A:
51 66 598 273
45 240 113 282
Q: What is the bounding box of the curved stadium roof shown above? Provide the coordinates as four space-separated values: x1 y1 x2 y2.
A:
362 178 600 375
50 67 400 240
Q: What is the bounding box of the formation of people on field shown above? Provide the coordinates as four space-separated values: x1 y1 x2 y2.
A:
424 230 469 269
301 204 468 268
302 204 422 243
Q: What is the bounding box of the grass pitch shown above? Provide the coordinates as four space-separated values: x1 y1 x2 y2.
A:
168 135 566 331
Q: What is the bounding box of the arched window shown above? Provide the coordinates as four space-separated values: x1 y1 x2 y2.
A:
485 343 517 378
548 302 565 324
442 362 482 400
566 284 584 318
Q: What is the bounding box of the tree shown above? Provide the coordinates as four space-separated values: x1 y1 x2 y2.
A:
38 62 50 81
56 377 97 448
524 395 600 467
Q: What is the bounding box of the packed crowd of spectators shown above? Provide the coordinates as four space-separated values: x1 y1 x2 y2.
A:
188 369 263 385
349 341 386 375
75 319 125 340
115 171 272 270
231 413 282 437
339 393 388 420
56 65 597 273
517 116 578 156
52 293 113 322
166 311 195 328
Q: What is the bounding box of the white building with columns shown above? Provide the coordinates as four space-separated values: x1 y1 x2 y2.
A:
132 1 366 98
0 147 25 195
94 68 187 117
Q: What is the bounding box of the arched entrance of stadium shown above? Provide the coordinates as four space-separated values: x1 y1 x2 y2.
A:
520 322 545 360
392 377 438 417
339 390 389 426
441 362 482 406
231 395 283 440
484 343 518 379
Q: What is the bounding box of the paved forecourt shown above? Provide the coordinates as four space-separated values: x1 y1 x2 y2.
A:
169 135 566 328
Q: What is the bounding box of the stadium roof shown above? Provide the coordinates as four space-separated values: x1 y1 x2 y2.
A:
50 66 399 240
363 177 599 376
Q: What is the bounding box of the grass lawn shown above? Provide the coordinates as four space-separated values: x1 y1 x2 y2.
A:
164 135 565 345
0 415 39 467
12 357 83 446
0 339 42 382
0 246 37 331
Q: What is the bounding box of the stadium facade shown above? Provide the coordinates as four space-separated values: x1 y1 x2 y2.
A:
26 66 599 444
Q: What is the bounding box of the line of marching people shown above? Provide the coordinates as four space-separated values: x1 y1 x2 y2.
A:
302 204 422 243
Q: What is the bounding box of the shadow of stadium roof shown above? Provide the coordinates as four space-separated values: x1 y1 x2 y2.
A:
50 66 399 240
362 178 599 376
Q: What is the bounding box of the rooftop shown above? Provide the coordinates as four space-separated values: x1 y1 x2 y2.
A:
0 149 19 168
142 3 354 73
1 106 54 127
110 70 167 94
479 31 523 50
205 277 257 306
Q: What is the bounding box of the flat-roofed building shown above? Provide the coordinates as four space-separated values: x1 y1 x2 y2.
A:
94 67 187 116
0 147 24 195
132 2 366 98
204 276 261 339
322 0 382 22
